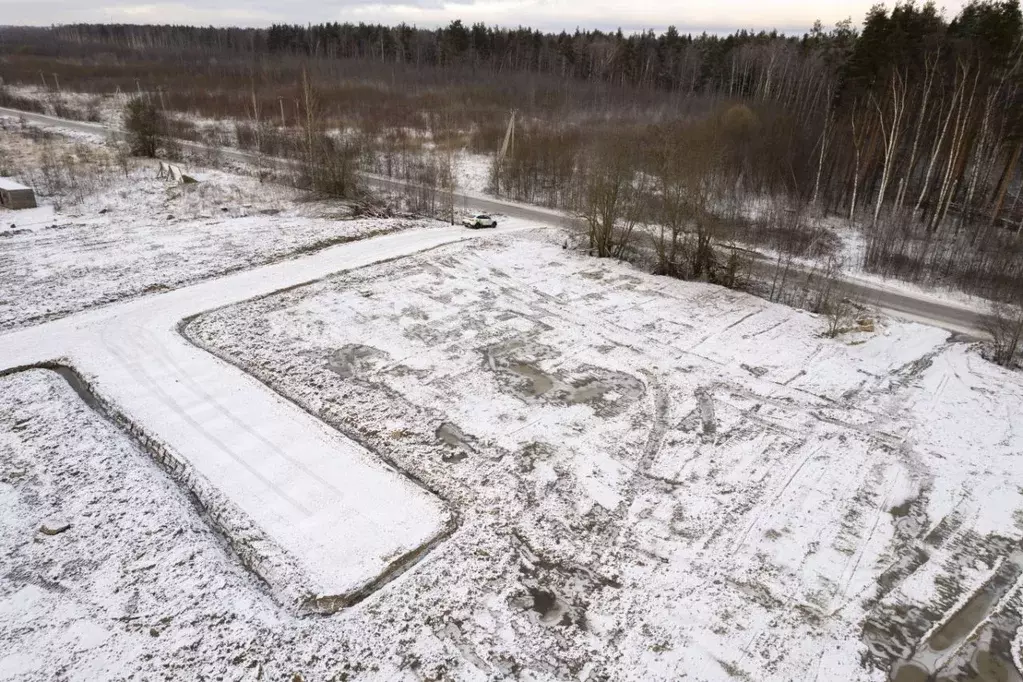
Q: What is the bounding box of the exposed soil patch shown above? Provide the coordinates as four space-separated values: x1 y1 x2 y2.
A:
483 340 645 415
695 386 717 435
436 422 473 463
327 344 389 379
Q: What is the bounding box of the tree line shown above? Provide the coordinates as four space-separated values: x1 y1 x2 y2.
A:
11 4 1018 220
42 20 838 94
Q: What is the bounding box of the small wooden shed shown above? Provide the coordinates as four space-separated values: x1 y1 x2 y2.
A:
0 178 38 210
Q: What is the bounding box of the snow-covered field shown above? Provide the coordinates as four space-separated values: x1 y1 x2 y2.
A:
0 158 428 331
179 229 1023 680
3 112 1023 681
0 369 456 680
4 228 1023 679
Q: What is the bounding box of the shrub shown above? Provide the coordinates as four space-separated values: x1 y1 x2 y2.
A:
123 96 164 157
986 302 1023 369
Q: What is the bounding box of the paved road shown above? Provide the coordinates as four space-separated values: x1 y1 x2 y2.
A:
834 276 990 335
0 222 525 612
747 260 993 336
0 106 992 336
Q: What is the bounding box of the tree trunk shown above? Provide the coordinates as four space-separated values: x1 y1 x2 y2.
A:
895 52 937 217
812 100 832 208
872 70 907 226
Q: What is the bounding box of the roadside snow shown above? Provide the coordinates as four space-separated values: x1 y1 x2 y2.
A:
820 218 992 312
0 85 123 127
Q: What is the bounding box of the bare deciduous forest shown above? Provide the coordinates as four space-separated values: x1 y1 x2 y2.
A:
1 2 1021 316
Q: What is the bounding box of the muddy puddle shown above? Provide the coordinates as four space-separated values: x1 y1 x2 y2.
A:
436 422 473 463
880 549 1023 681
509 362 554 396
484 341 644 415
969 624 1023 682
512 583 578 627
528 587 572 625
327 344 388 379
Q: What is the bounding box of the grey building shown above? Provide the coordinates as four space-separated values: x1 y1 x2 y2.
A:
0 178 37 210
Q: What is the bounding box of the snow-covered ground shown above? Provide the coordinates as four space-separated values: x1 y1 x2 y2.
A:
0 222 512 619
1 85 233 143
1 85 123 127
3 223 1022 679
0 369 275 680
0 155 429 330
3 94 1022 681
179 229 1023 680
0 369 457 680
456 151 493 196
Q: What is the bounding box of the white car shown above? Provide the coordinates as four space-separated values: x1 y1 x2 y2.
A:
462 214 497 229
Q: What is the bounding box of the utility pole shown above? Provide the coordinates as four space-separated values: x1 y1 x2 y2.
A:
495 110 516 195
500 110 516 160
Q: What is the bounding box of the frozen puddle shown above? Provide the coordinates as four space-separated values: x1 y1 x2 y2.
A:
887 551 1023 681
0 225 503 612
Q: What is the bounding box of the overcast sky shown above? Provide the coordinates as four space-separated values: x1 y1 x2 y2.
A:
5 0 971 34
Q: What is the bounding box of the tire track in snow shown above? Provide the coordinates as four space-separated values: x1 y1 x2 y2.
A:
129 323 355 513
97 322 315 518
729 444 823 558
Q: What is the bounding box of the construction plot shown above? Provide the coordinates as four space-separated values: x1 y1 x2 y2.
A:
185 230 1023 681
3 225 1022 680
0 369 274 679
